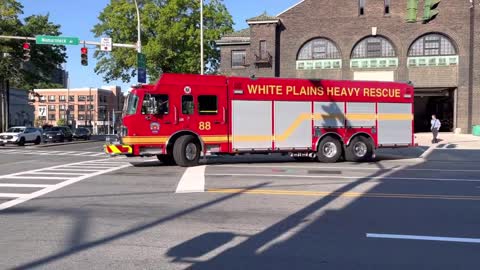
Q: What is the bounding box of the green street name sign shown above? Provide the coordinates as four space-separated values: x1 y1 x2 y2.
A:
36 35 80 46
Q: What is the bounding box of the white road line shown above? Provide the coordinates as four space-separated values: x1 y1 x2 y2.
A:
46 168 100 172
64 165 112 169
176 166 206 193
29 172 86 176
366 233 480 244
215 164 480 173
206 173 480 183
0 193 27 198
0 161 131 210
4 176 70 180
419 144 437 159
0 183 51 188
56 151 79 155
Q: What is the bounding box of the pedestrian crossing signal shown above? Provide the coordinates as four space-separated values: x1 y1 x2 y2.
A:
81 47 88 66
22 42 31 62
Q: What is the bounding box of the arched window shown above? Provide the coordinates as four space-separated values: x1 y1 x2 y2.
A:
408 33 458 67
296 38 341 70
298 38 341 60
351 36 396 58
408 33 456 56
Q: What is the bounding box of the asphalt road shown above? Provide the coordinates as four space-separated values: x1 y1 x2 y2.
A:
1 142 480 269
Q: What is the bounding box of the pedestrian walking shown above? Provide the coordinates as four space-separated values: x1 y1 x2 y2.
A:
431 114 441 143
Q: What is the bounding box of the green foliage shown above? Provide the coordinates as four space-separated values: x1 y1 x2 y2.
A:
0 0 67 90
34 117 45 128
93 0 233 83
56 118 66 126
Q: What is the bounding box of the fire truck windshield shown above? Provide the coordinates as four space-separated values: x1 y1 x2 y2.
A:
125 93 139 115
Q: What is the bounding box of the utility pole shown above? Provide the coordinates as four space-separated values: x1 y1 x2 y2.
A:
200 0 204 75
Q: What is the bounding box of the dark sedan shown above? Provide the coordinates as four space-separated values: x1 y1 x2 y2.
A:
43 126 73 143
73 128 91 140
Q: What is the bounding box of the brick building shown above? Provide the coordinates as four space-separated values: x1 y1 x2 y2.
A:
31 86 124 134
217 0 480 133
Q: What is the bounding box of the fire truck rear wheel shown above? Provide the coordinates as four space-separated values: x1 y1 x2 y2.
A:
345 136 373 162
173 135 201 167
317 136 342 163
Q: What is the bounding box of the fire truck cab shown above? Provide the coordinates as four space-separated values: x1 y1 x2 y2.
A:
106 73 414 167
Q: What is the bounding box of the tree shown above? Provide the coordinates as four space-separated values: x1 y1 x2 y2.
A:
92 0 233 83
0 0 67 90
56 118 66 126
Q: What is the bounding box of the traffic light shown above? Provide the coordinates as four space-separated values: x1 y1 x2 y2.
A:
22 42 31 62
406 0 418 23
423 0 440 23
81 47 88 66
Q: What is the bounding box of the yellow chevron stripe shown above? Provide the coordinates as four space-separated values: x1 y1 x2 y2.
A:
122 137 168 144
377 114 413 120
234 112 413 142
202 136 229 142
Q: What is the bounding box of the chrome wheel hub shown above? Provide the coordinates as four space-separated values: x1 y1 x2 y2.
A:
353 142 367 157
322 142 338 158
185 143 198 161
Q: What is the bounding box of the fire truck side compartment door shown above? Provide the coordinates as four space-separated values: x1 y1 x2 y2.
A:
232 100 272 150
377 103 413 145
275 101 312 149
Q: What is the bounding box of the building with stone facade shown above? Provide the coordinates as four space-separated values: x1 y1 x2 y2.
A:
31 86 124 134
216 0 479 133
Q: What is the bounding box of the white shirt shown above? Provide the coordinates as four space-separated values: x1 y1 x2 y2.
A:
431 119 441 129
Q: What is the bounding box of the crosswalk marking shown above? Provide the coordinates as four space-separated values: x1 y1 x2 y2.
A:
0 149 106 157
0 159 131 210
0 183 52 188
0 193 28 198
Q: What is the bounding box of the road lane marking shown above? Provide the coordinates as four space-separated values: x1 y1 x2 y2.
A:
176 166 206 193
0 193 28 198
366 233 480 244
215 164 480 173
0 184 51 188
47 168 100 172
0 160 131 210
206 173 480 183
27 172 85 175
2 176 71 180
206 188 480 201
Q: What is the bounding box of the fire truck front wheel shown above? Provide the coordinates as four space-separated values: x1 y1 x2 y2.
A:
173 135 201 167
317 136 342 163
345 136 373 162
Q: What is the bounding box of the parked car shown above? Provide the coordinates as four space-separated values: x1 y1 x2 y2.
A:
0 126 42 146
73 128 91 140
43 126 73 143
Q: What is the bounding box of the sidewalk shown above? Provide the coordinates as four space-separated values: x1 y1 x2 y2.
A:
415 132 480 149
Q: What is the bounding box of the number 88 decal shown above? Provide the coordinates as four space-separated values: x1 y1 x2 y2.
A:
199 121 211 130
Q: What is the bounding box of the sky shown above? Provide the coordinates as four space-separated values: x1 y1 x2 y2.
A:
18 0 299 92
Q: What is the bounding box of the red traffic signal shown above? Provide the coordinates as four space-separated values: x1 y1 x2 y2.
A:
81 47 88 66
22 42 31 62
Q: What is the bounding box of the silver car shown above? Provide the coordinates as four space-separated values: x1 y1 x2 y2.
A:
0 126 42 146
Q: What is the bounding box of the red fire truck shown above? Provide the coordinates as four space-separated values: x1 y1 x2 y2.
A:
105 73 414 167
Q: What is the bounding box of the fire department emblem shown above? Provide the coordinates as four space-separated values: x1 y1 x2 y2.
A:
150 122 160 134
184 86 192 94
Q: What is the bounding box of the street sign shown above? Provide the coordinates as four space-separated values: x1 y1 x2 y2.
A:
138 67 146 83
35 35 79 46
38 106 47 117
100 37 112 52
137 53 146 68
